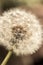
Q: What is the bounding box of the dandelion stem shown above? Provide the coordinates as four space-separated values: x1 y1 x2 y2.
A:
1 51 12 65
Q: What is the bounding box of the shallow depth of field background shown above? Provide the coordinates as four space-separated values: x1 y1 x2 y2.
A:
0 0 43 65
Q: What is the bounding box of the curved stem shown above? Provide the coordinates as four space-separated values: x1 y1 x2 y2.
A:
1 51 12 65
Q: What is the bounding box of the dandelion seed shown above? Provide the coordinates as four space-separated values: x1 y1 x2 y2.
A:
0 8 42 56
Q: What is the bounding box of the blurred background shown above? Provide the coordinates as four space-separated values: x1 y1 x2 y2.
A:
0 0 43 65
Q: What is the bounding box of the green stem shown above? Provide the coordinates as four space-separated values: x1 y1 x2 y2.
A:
1 51 12 65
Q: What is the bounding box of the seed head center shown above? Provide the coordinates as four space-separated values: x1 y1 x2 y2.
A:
10 26 27 45
12 26 26 40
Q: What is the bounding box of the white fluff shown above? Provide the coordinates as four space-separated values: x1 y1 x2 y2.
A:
0 8 42 56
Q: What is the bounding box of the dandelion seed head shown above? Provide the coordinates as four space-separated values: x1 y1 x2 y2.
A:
0 8 42 56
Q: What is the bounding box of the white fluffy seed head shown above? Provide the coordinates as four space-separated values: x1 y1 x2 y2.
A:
0 8 42 56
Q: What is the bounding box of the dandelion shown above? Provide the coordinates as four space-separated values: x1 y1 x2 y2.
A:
0 8 42 65
0 8 42 55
